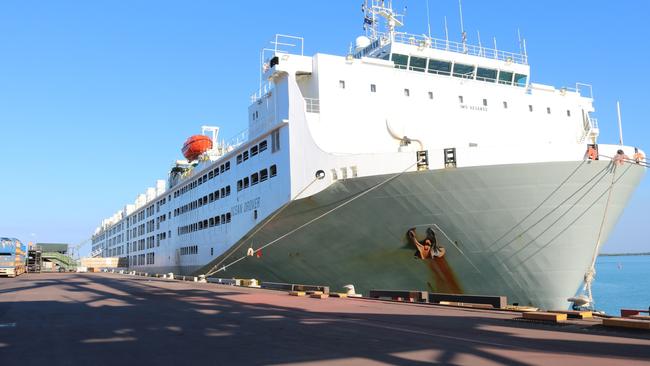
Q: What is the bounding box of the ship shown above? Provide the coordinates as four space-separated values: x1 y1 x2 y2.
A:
90 1 645 310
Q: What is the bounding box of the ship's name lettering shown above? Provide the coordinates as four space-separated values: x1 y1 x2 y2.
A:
231 197 261 216
459 104 488 112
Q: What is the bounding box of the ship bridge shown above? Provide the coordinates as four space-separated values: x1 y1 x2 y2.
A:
354 32 530 90
352 0 530 90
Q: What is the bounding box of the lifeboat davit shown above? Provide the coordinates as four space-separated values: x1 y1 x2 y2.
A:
182 135 213 161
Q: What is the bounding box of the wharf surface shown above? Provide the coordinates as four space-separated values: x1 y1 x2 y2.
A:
1 273 649 366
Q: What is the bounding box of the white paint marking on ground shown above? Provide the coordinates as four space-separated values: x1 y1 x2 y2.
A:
81 336 136 344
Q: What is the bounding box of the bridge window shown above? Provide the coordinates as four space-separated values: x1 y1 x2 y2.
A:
483 99 488 106
453 63 474 79
515 74 528 87
498 71 513 85
567 110 571 117
427 59 451 76
404 88 410 97
339 80 345 89
547 107 551 114
476 67 497 82
428 91 433 100
529 105 534 112
503 101 508 109
409 56 426 72
391 53 408 69
370 84 376 93
458 96 464 103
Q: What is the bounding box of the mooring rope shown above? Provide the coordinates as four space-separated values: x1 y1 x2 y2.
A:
203 174 322 277
205 158 424 276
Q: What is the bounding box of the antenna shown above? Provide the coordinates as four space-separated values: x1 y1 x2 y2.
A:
522 38 528 63
425 0 432 39
477 30 482 56
493 36 498 59
444 16 449 49
517 28 523 55
617 101 624 145
458 0 467 51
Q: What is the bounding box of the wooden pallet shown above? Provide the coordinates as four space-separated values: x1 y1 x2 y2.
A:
522 312 568 323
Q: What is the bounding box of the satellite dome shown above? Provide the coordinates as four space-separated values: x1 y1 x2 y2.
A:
355 36 371 52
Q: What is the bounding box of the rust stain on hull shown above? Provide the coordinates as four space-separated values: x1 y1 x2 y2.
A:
426 256 462 294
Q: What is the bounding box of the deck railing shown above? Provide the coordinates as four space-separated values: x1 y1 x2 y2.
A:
388 32 528 65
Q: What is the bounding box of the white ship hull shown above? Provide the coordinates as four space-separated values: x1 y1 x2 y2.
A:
146 159 641 310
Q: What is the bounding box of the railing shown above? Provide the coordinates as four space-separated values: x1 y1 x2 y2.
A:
388 32 528 65
305 98 320 113
250 81 274 103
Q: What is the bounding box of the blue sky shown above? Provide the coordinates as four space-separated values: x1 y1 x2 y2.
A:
0 0 648 253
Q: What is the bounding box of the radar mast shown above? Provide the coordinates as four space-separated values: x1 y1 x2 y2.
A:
362 0 404 43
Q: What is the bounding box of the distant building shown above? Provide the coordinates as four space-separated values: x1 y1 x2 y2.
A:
36 243 69 255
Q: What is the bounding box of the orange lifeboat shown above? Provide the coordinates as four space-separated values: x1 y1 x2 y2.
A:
182 135 213 161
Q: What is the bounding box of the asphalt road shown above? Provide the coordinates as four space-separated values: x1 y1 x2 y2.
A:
0 273 649 365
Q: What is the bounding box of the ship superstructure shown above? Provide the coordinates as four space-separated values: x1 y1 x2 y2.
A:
91 1 645 310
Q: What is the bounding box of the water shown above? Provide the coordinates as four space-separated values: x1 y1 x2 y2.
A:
592 255 650 315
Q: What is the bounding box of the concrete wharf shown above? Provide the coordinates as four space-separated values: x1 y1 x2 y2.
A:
1 273 649 365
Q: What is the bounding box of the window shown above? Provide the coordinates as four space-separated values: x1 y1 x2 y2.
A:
453 63 475 78
408 56 426 72
529 105 533 112
272 130 280 152
427 59 451 76
547 107 551 114
270 164 277 177
251 145 258 157
339 80 345 89
226 213 231 223
483 99 488 106
514 74 528 87
225 162 230 171
251 172 259 185
476 67 497 82
243 177 249 188
237 154 243 164
208 171 214 179
428 91 433 100
403 88 410 97
503 101 508 109
243 151 249 161
260 169 268 181
225 186 230 196
498 71 513 85
259 140 268 152
567 110 571 117
391 53 408 69
237 180 243 191
458 96 464 103
209 192 214 202
370 84 376 93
